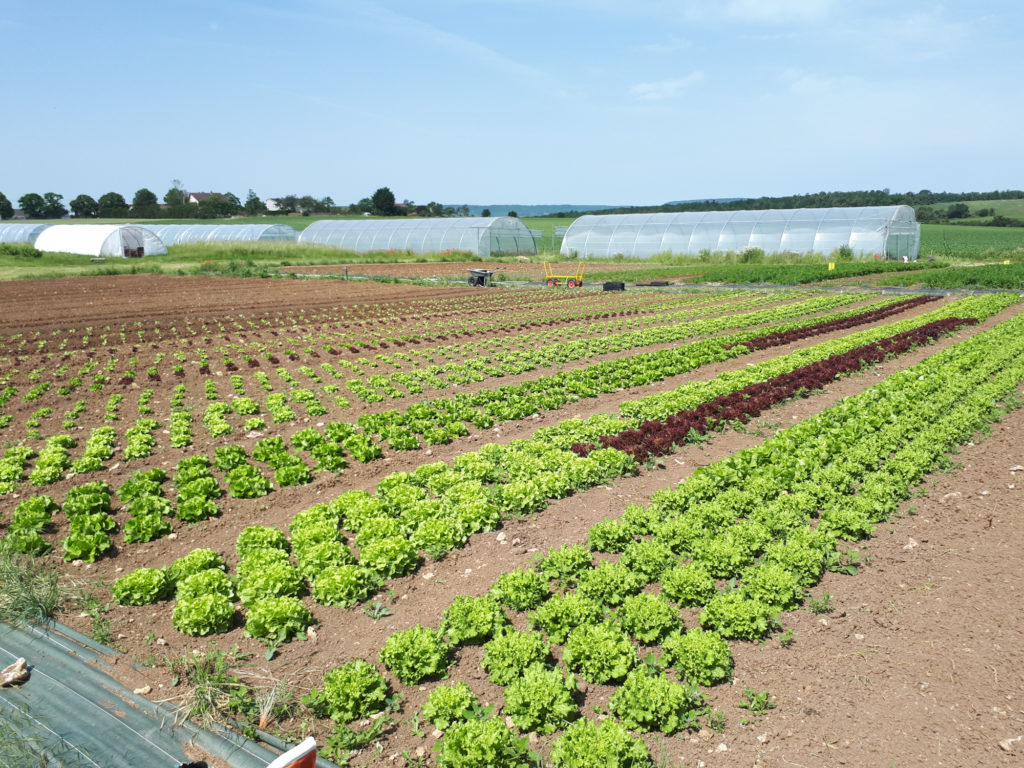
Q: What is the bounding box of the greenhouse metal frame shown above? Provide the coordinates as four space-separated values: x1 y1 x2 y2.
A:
560 206 921 260
139 223 298 245
298 217 537 257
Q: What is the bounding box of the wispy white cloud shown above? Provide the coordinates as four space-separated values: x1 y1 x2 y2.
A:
630 71 705 100
677 0 835 25
375 11 542 78
780 67 856 96
242 0 549 82
342 1 549 83
639 34 692 54
723 0 836 24
853 10 968 60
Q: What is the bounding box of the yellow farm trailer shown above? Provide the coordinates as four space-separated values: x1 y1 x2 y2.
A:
543 262 585 288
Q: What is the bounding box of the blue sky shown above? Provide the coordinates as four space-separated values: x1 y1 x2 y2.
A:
2 1 1021 207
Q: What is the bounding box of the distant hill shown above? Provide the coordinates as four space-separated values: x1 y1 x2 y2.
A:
572 189 1024 217
461 200 747 217
663 197 750 206
464 190 1024 220
461 204 620 217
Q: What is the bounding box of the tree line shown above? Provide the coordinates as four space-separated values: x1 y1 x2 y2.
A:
0 184 326 221
348 187 471 218
543 188 1024 219
0 184 471 221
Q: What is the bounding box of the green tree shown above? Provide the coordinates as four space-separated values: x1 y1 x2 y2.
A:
989 215 1024 227
946 202 970 219
70 194 99 218
276 195 299 214
0 192 12 220
18 193 46 219
41 193 68 218
163 179 188 206
481 208 491 217
132 188 158 208
97 192 129 217
371 186 397 216
507 210 518 218
244 189 267 215
197 193 241 218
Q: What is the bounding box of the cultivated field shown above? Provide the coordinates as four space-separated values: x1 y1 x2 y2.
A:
919 223 1024 260
2 275 1023 767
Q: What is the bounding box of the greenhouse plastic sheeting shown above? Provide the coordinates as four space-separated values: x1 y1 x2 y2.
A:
0 621 341 768
141 223 298 245
0 222 51 244
33 225 168 257
298 216 536 257
560 206 920 260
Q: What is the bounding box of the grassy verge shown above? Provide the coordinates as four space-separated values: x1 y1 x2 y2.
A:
0 242 493 281
0 537 68 626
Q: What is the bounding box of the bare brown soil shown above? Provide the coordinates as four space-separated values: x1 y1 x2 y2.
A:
0 274 480 336
284 261 664 282
2 274 1022 767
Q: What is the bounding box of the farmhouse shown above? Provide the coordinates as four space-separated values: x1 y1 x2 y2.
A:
187 192 222 204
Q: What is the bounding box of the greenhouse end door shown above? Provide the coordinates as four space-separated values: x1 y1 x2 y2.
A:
886 232 915 261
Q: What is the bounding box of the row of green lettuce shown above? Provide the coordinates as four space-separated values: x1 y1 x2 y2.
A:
0 292 881 495
0 289 734 447
4 293 1012 571
321 298 1024 765
2 291 968 565
107 294 1024 766
583 259 942 286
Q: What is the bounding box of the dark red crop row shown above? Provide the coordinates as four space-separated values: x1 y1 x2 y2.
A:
725 295 939 352
572 316 976 463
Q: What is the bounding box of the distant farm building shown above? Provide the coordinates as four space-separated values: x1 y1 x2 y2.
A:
187 192 222 204
560 206 921 260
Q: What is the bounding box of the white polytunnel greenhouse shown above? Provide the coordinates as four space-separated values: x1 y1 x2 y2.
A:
33 225 168 257
297 217 537 257
560 206 921 260
0 222 52 244
139 223 298 245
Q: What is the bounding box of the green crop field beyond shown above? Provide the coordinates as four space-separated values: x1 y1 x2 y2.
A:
919 223 1024 260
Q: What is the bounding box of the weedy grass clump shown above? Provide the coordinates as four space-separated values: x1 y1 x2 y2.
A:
0 536 70 625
